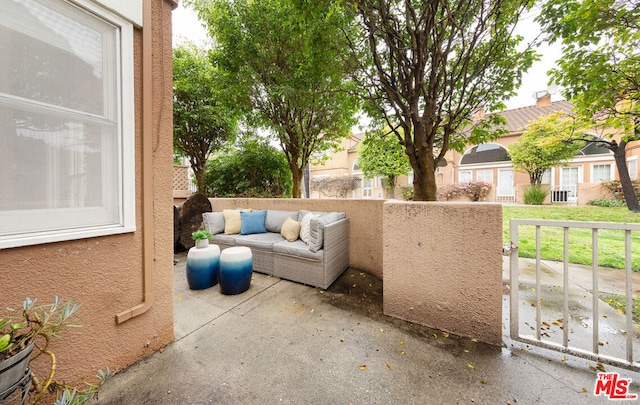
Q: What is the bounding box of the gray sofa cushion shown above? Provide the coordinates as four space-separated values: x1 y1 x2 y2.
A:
265 210 299 233
297 210 323 222
212 233 238 246
309 212 346 252
235 232 285 251
202 212 225 235
273 240 323 262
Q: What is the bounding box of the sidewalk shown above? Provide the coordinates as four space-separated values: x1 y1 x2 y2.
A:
94 254 640 404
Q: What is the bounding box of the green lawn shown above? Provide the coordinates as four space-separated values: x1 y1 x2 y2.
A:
503 206 640 271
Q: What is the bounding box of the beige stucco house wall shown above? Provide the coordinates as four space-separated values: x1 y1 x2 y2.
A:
0 0 176 391
311 95 639 204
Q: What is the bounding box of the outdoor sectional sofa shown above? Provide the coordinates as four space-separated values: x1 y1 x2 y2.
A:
202 209 350 289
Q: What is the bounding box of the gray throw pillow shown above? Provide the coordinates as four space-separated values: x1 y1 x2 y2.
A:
265 210 299 233
308 212 346 252
202 212 225 234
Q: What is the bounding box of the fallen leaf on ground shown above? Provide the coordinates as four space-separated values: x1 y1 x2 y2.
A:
468 363 475 369
386 364 392 370
358 365 366 371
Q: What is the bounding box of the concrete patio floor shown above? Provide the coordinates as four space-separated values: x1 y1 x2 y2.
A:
94 253 640 404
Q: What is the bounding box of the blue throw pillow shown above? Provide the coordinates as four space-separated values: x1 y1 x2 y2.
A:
240 210 267 235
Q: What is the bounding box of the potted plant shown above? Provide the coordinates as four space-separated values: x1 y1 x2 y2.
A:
0 297 110 404
192 229 212 248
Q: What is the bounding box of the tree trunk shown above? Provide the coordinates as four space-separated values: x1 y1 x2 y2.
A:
194 165 206 195
411 149 437 201
611 140 640 213
290 164 303 198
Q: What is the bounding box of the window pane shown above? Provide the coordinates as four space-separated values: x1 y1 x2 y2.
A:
541 169 551 185
629 160 637 180
0 0 123 241
592 164 611 182
476 169 493 183
1 0 116 116
459 171 472 183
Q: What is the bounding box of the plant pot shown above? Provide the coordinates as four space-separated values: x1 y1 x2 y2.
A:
0 342 34 395
186 244 220 290
195 238 209 249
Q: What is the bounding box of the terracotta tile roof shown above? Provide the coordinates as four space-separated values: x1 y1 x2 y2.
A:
497 100 574 133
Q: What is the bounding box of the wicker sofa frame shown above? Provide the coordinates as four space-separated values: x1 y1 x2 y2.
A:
212 217 349 289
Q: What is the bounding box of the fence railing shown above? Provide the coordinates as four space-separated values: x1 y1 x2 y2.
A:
550 185 577 203
509 218 640 370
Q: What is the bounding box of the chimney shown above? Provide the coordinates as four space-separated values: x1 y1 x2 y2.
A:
536 92 551 107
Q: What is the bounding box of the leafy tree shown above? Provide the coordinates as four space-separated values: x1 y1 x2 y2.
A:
173 44 239 193
349 0 538 201
357 130 412 198
537 0 640 212
189 0 360 198
509 112 584 185
205 137 292 198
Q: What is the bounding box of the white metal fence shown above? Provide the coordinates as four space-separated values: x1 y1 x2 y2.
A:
509 219 640 370
550 185 577 203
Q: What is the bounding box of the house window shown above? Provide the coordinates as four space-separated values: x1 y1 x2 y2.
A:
541 169 552 185
591 163 613 182
475 170 493 184
629 158 638 180
459 171 472 183
362 177 372 198
0 0 135 249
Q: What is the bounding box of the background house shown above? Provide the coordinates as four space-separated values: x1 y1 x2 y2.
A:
311 94 640 204
0 0 176 393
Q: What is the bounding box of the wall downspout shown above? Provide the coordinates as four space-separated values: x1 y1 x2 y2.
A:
116 0 155 324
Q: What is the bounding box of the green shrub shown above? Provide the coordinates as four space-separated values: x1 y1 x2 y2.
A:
587 198 626 208
402 186 413 201
523 185 548 205
205 138 292 197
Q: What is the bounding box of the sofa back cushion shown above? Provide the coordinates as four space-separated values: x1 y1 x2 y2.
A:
240 210 268 235
308 212 346 252
202 212 225 235
265 210 299 233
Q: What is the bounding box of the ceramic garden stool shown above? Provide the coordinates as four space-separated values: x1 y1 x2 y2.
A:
219 246 253 295
186 244 220 290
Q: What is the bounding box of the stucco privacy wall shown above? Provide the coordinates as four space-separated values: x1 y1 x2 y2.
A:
0 0 175 389
209 198 385 278
383 202 503 345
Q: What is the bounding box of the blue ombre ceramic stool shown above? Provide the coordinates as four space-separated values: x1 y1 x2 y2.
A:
219 246 253 295
186 244 220 290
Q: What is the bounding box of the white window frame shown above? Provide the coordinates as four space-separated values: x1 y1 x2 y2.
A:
459 171 472 183
590 163 614 183
362 177 372 198
475 169 493 184
0 0 136 249
541 168 553 185
628 157 638 180
560 166 583 186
